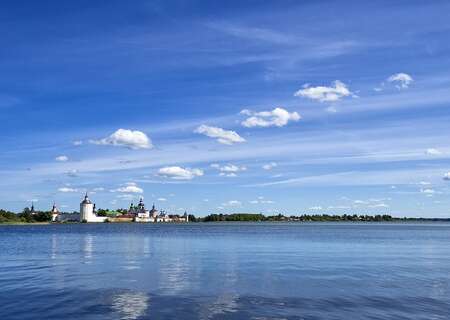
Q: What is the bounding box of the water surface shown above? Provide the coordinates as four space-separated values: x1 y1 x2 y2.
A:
0 222 449 319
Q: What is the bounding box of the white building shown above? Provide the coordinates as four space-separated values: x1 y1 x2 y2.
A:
80 193 107 223
50 203 59 222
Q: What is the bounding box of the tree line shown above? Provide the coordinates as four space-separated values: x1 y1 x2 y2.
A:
192 213 450 222
0 208 52 223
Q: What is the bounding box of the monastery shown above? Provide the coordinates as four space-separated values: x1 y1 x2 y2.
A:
53 194 189 223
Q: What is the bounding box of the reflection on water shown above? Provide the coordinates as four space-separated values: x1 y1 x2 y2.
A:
83 234 93 262
111 291 150 320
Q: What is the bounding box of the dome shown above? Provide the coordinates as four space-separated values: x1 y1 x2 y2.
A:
81 193 92 205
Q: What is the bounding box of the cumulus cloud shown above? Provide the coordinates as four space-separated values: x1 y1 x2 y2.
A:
262 162 277 170
194 125 245 145
240 107 301 128
58 187 78 193
111 182 144 193
91 129 152 149
426 148 442 156
294 80 353 102
158 166 204 180
387 73 413 89
73 140 83 146
55 155 69 162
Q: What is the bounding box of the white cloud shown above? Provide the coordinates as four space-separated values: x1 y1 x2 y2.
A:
421 188 435 194
308 206 323 210
240 107 301 128
158 166 204 180
194 125 245 145
219 172 237 177
58 187 78 193
387 73 413 89
73 140 83 146
222 200 242 207
212 164 247 172
249 196 275 204
262 162 277 170
157 197 167 201
91 129 152 149
443 172 450 181
212 163 246 177
111 182 144 193
426 148 442 156
55 155 69 162
294 80 353 102
93 187 105 192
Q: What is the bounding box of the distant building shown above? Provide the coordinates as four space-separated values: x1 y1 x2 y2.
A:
50 203 59 222
80 193 107 223
30 202 37 215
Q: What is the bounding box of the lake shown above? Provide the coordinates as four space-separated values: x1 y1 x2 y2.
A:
0 222 449 319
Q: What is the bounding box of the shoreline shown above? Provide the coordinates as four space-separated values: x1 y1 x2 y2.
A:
2 220 450 226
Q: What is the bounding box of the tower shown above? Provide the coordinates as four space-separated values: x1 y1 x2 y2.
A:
51 202 59 222
80 193 94 222
30 201 36 215
138 198 145 212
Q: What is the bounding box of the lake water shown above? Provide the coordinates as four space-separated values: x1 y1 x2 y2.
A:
0 223 449 319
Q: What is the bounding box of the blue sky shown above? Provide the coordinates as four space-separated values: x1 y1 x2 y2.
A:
2 0 450 217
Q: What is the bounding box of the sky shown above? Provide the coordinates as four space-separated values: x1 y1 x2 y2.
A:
2 0 450 217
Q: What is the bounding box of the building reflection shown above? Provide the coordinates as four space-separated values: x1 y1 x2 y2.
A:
83 234 93 262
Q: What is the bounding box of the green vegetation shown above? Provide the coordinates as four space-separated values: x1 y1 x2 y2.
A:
0 208 52 224
96 208 125 217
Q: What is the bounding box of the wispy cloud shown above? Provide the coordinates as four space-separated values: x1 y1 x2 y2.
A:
195 125 245 145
